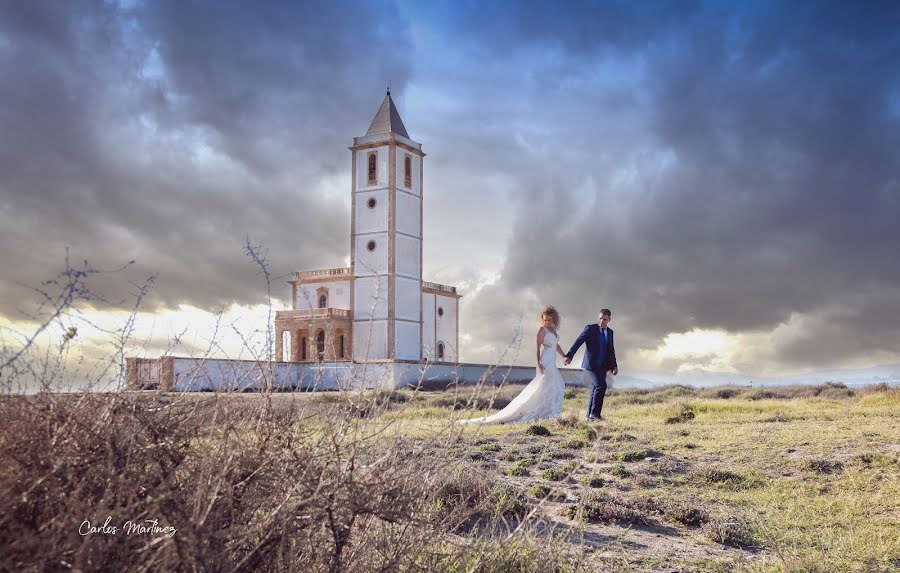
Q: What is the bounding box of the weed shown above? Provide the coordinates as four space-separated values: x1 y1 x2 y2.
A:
610 465 632 478
803 459 843 473
525 424 551 437
665 402 696 424
564 492 653 526
702 518 757 548
618 448 658 462
529 484 552 497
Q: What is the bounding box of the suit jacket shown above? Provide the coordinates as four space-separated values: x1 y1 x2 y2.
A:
566 324 617 372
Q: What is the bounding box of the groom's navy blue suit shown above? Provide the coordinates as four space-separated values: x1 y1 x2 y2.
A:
566 324 618 419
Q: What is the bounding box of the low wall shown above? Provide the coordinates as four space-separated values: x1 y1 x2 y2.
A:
127 357 590 391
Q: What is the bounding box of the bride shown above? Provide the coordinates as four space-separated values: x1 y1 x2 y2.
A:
457 306 567 424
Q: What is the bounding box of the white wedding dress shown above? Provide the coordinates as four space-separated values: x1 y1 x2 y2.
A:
457 329 565 424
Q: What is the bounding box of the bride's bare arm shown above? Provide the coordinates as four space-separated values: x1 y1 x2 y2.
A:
556 342 566 358
536 327 545 373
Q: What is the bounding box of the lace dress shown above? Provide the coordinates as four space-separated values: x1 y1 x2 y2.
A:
457 329 565 424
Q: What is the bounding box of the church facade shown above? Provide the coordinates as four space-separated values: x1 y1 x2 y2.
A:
273 92 461 365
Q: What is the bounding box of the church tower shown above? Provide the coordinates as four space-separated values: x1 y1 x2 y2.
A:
350 91 425 362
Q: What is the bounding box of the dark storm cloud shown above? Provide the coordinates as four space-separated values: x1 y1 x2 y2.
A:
3 0 899 375
434 0 900 372
0 0 411 316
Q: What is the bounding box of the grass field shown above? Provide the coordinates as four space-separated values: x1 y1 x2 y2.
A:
1 382 897 572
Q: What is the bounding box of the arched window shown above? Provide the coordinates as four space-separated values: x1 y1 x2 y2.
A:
437 342 445 361
404 155 412 188
301 337 308 361
316 330 325 360
339 335 345 358
318 294 327 308
367 152 377 184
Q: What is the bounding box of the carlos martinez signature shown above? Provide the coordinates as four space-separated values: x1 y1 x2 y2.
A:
79 516 177 539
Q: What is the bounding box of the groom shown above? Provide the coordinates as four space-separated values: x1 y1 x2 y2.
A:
565 308 618 420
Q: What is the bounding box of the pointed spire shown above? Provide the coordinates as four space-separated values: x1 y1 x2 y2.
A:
366 90 409 138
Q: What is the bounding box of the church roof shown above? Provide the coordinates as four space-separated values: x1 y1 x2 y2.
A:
365 90 409 138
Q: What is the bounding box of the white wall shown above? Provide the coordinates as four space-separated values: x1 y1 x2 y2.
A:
395 234 421 278
394 276 421 321
354 233 388 276
352 320 388 361
169 357 589 391
435 294 458 362
353 276 388 319
396 191 421 236
355 190 388 233
394 151 421 196
356 145 388 189
422 292 436 358
394 321 421 361
296 280 351 309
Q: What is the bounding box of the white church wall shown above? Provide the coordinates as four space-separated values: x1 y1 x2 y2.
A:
166 357 588 392
352 320 388 361
296 281 351 309
395 191 421 237
356 145 388 189
353 276 388 319
394 276 421 321
435 295 458 362
422 292 436 358
394 152 421 196
355 190 388 233
354 233 388 275
395 234 421 278
394 321 421 361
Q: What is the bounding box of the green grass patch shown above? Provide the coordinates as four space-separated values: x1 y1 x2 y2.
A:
580 473 605 488
618 448 658 462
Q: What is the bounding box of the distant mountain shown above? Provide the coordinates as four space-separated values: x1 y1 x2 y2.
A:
619 364 900 389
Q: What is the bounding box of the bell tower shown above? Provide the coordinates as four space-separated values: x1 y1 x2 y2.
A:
350 91 425 362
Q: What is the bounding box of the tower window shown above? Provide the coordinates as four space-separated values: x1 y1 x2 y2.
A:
301 337 307 361
316 330 325 360
438 307 444 317
367 152 377 184
318 294 327 308
366 240 376 252
339 335 345 358
367 197 377 209
404 155 412 188
437 342 445 361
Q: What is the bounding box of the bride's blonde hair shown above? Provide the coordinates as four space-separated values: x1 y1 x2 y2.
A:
540 306 560 328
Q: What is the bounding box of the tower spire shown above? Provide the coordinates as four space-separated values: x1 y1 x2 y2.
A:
365 90 409 138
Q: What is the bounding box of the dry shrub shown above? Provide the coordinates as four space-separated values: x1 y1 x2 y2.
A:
617 448 659 462
698 386 744 399
664 402 696 424
694 467 746 485
608 385 696 405
555 412 581 428
0 388 544 572
564 492 653 526
525 424 551 437
428 394 514 411
803 459 844 473
742 382 856 401
702 517 758 548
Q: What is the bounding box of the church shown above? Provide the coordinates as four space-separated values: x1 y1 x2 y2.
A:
125 94 584 391
274 91 461 365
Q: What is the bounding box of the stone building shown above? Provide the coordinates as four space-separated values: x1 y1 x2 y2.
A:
274 91 461 365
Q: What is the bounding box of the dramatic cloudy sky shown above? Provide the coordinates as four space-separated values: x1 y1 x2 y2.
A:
2 0 899 379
